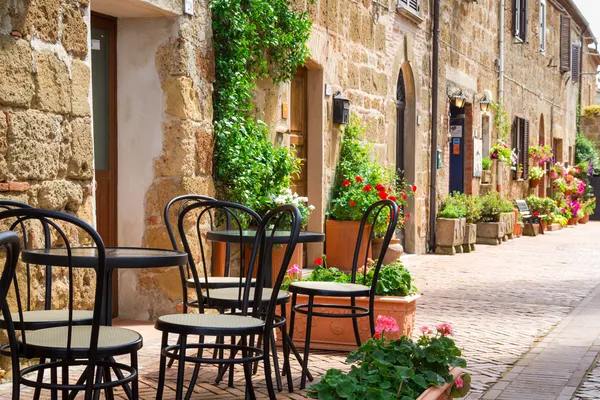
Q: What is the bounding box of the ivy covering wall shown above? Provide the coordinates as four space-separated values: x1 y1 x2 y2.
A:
210 0 313 214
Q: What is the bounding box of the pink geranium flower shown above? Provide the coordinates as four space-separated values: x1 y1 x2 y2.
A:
375 315 400 333
436 323 454 337
419 326 433 334
287 264 301 275
455 377 464 388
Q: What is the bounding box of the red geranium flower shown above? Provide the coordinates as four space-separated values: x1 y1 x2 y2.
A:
388 195 397 202
373 332 381 339
533 211 540 216
350 200 356 207
401 193 407 200
378 191 388 200
342 179 351 187
375 183 385 191
355 176 363 183
406 213 411 218
412 185 417 193
314 257 323 266
363 184 372 192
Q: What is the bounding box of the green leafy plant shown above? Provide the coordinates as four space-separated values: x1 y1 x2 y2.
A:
482 157 492 171
529 144 553 165
526 196 558 223
492 102 511 142
327 117 414 234
464 195 482 224
490 142 512 165
528 166 545 180
307 319 470 399
575 132 600 174
438 192 466 219
478 193 511 222
211 0 313 215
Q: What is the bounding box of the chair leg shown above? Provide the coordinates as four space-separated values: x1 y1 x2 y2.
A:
155 332 169 400
269 331 282 392
369 301 376 337
33 357 44 400
252 334 263 374
92 366 103 400
167 334 181 369
51 358 58 400
175 335 187 400
103 364 115 400
185 335 203 400
350 297 362 347
130 351 138 400
280 305 293 393
288 293 297 341
300 295 314 390
12 368 19 400
241 337 256 400
62 361 69 400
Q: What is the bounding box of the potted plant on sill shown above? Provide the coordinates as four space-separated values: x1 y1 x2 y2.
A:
307 318 471 400
528 166 545 188
282 257 420 350
515 164 524 180
481 156 492 184
326 116 413 271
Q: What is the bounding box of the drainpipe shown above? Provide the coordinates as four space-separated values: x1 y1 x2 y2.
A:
429 0 440 252
497 0 505 194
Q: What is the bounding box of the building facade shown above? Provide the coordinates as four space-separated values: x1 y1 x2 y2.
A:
0 0 598 321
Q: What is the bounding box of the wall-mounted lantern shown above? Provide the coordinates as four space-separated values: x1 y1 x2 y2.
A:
479 89 493 112
333 92 350 124
452 92 467 108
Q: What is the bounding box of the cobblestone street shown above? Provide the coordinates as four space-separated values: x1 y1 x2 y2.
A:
3 222 600 399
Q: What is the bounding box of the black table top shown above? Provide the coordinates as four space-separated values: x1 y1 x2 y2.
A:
206 230 325 245
21 247 188 269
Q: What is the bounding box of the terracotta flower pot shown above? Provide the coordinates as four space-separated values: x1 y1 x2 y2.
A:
244 243 303 285
529 178 541 188
325 220 372 272
515 171 523 180
567 217 577 226
285 294 419 351
416 368 464 400
372 238 403 264
580 214 590 224
541 221 548 231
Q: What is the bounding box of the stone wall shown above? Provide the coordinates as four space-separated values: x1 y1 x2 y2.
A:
0 0 95 374
582 116 600 149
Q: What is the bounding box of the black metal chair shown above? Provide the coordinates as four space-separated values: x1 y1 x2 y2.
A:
0 231 22 399
163 195 257 313
288 199 399 388
0 201 95 400
0 208 142 400
154 201 302 400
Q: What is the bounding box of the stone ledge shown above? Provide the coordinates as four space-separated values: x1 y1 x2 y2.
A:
0 182 30 192
397 6 424 25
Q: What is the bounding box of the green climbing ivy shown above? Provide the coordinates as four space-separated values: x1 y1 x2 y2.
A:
210 0 313 215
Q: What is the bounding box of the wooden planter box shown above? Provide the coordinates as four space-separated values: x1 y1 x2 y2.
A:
325 220 371 272
416 368 464 400
462 223 476 253
500 212 514 241
286 294 420 351
435 218 465 255
476 221 504 245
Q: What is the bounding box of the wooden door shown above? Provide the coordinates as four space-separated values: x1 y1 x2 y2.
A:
290 67 308 196
91 14 118 316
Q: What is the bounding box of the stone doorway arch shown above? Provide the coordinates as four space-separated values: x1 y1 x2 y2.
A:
396 61 418 254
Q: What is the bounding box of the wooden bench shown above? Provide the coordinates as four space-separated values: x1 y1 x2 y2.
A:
515 199 545 236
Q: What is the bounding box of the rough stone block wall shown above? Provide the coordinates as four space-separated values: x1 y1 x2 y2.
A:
0 0 95 374
582 116 600 149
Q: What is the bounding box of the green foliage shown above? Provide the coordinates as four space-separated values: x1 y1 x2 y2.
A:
307 330 469 399
575 132 600 174
528 166 545 180
482 157 492 170
526 196 558 223
211 0 313 215
478 193 512 222
582 105 600 117
464 195 483 224
438 193 482 224
327 116 413 233
490 142 512 165
492 102 511 142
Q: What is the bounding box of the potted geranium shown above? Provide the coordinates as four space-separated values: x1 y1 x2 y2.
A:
282 258 420 350
529 144 553 165
307 317 471 400
326 117 412 271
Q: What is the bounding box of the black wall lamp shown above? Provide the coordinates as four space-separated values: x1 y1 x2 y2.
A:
333 92 350 124
479 90 493 112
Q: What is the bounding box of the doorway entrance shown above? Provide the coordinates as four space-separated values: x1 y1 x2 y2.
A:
91 14 118 315
290 67 308 197
449 105 465 193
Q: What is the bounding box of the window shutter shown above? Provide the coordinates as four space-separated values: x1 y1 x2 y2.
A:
540 1 546 51
409 0 419 12
523 119 530 178
571 44 580 82
398 0 408 7
522 0 528 42
560 16 571 72
513 0 521 37
512 119 518 179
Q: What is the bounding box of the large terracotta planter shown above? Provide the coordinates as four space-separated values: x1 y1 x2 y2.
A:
326 220 372 272
580 214 590 224
529 178 541 188
476 221 504 245
567 217 578 226
462 223 476 253
435 218 466 255
513 222 523 237
416 368 464 400
500 212 514 241
286 294 420 351
372 238 403 264
244 243 303 285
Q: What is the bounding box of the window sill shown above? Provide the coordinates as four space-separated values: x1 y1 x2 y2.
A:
397 6 423 24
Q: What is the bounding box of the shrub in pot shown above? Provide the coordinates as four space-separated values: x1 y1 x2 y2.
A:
326 117 413 271
282 258 420 350
307 319 470 400
435 193 466 255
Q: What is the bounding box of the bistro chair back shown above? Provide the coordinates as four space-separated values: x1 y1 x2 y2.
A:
0 208 141 400
0 200 53 312
176 199 262 311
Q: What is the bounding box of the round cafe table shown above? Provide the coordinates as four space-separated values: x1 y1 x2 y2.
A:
21 247 188 325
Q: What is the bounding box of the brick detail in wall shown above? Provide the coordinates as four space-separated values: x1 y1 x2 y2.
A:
0 182 31 192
